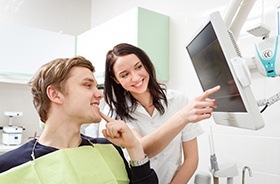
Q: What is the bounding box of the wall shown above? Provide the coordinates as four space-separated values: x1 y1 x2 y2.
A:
0 1 91 144
0 83 42 143
91 0 280 184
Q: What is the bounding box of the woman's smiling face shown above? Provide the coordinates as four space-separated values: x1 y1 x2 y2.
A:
113 54 150 95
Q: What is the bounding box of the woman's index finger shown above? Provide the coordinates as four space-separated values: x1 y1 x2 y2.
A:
199 85 221 100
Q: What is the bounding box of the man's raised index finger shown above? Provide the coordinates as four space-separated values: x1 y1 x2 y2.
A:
99 111 114 123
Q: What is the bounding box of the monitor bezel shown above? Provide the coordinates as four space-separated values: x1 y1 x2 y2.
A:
186 11 265 130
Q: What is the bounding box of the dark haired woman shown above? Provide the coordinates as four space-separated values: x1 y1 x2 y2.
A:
103 43 220 183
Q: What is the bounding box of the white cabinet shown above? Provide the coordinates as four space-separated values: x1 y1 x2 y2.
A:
0 22 75 84
1 7 169 84
77 7 169 84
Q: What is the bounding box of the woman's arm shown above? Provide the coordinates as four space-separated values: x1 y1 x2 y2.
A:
135 85 220 158
170 138 199 183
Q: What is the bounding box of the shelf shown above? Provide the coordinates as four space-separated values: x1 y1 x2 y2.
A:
0 72 32 84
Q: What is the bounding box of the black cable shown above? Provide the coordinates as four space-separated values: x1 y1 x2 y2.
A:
260 104 268 113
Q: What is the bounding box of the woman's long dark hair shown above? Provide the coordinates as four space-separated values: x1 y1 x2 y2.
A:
104 43 167 121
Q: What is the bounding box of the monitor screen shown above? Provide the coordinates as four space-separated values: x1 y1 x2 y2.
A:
186 11 265 130
187 22 246 113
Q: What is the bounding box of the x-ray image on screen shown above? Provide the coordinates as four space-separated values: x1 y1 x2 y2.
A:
188 22 246 112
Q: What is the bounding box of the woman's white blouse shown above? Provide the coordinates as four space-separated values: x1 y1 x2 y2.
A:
125 89 204 184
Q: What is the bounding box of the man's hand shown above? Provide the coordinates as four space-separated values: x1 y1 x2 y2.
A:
99 111 146 161
100 111 139 149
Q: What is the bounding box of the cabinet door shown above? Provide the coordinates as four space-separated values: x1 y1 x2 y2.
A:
0 22 75 83
77 7 169 84
76 9 138 85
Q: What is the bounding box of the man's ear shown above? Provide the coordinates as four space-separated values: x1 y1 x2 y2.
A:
46 85 63 104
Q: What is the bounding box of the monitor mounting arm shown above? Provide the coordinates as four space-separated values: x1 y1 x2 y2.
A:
257 92 280 107
223 0 256 39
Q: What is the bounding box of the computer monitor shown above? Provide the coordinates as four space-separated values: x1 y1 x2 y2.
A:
186 11 265 130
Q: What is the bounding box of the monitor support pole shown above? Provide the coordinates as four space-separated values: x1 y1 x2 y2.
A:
223 0 256 39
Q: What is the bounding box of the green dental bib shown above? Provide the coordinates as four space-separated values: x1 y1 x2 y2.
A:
0 144 130 184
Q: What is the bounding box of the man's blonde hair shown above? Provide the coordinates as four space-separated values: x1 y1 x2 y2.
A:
29 56 95 123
